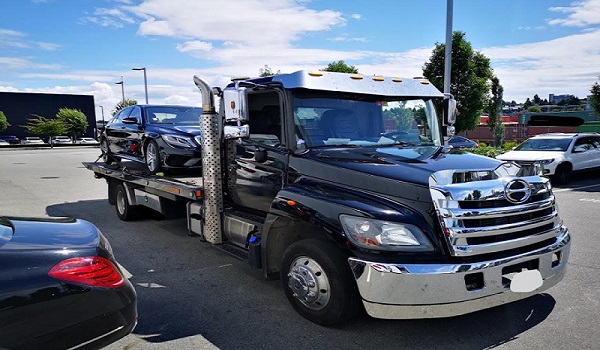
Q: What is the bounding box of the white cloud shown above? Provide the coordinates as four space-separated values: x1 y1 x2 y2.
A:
176 41 213 53
329 35 367 42
80 7 136 28
0 28 61 51
0 57 62 71
548 0 600 27
482 29 600 100
124 0 344 45
351 13 362 20
137 17 175 36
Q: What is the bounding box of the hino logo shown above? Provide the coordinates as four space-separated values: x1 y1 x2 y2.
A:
505 179 531 204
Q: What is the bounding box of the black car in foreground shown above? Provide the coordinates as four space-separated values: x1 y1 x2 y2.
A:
0 216 137 349
100 105 203 174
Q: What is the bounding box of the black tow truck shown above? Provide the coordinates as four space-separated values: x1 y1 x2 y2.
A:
85 70 570 325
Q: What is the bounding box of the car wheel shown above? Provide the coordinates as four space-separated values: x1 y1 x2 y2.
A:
115 183 138 221
101 138 115 165
553 163 572 185
281 239 362 326
145 140 162 174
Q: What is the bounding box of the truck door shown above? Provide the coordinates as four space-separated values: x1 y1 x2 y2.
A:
231 101 287 214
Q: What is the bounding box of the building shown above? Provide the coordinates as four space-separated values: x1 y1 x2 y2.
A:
0 91 96 139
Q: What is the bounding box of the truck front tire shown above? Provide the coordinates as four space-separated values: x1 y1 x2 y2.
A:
281 239 361 326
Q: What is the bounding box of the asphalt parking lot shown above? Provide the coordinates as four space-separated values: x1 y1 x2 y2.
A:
1 147 599 350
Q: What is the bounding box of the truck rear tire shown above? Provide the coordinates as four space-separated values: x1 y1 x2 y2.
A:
281 239 361 326
115 183 138 221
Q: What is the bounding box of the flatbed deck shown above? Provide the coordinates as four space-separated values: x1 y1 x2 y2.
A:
83 161 204 201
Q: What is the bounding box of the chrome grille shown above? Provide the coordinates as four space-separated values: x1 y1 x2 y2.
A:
430 171 562 257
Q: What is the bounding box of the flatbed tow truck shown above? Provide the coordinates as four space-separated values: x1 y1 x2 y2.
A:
85 71 570 325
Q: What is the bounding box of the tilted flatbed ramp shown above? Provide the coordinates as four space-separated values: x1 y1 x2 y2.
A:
82 162 204 201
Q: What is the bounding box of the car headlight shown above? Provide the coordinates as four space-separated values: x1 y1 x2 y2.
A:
537 159 555 165
339 214 433 252
161 134 195 148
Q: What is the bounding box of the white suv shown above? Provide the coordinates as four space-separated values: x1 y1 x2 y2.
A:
496 132 600 185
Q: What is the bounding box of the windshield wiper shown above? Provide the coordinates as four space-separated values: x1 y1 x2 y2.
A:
308 144 360 149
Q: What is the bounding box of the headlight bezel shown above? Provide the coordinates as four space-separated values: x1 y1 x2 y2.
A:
339 214 434 252
161 134 196 148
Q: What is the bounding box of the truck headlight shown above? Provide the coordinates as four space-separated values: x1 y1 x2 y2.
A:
339 215 433 252
161 134 195 148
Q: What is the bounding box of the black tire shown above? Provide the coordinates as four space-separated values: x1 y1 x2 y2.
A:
553 164 572 185
114 183 138 221
145 140 162 174
281 239 361 326
100 138 115 165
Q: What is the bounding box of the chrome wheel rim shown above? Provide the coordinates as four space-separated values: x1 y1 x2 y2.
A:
146 142 157 172
287 256 330 310
116 190 126 215
101 140 110 162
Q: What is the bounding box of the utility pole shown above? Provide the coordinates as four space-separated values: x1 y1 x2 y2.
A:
132 67 149 104
443 0 453 96
115 76 125 103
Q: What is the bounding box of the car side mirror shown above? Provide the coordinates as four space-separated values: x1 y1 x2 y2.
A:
573 145 587 153
122 117 138 124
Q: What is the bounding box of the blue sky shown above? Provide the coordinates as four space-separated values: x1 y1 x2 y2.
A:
1 0 600 120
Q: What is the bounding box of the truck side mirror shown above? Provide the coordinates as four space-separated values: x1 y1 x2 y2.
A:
223 87 248 122
443 97 457 125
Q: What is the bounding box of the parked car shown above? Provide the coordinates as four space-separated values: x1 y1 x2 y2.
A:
0 139 9 146
496 132 600 184
100 105 203 174
0 135 20 145
21 136 46 145
0 216 137 349
448 135 478 148
50 135 72 144
76 137 99 145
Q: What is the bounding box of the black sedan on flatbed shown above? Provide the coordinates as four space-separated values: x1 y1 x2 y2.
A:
0 216 137 350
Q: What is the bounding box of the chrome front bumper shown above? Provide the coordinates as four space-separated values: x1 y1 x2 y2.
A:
348 227 570 319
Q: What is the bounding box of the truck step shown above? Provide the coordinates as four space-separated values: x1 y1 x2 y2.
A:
215 242 249 261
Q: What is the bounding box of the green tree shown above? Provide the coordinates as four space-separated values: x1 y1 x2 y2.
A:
259 65 280 77
322 60 358 73
487 76 504 146
56 108 88 142
528 106 542 113
22 115 67 147
112 99 137 116
423 32 494 133
0 111 9 133
590 76 600 119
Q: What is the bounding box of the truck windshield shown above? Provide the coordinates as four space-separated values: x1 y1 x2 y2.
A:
292 93 442 149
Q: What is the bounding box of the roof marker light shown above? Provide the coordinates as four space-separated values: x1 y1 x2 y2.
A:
373 77 384 82
350 75 363 80
392 78 403 83
308 72 323 77
420 80 431 85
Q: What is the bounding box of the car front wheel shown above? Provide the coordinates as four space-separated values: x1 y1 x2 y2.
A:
101 138 115 165
145 140 162 174
553 163 572 185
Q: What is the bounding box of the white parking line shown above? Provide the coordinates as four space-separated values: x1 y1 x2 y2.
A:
553 183 600 192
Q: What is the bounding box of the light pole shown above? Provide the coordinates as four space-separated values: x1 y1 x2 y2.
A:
115 76 125 103
443 0 453 96
132 67 148 104
99 105 105 125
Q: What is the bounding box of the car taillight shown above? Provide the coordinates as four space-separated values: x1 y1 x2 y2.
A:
49 256 125 288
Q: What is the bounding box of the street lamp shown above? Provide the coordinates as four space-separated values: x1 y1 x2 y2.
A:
132 67 148 104
115 76 125 103
99 105 105 125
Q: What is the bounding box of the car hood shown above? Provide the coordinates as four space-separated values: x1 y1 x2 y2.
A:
297 146 503 187
149 124 201 135
0 216 100 250
496 150 564 161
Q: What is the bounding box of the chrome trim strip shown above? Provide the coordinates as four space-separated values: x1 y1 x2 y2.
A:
67 325 125 350
450 212 559 237
443 195 554 219
452 223 563 256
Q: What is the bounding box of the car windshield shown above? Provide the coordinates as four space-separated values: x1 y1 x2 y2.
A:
514 138 572 151
146 107 202 124
292 92 442 149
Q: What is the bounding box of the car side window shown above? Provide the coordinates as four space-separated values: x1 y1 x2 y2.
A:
128 107 141 123
116 107 133 122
